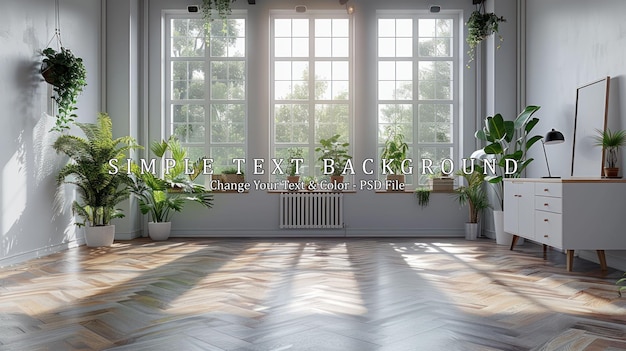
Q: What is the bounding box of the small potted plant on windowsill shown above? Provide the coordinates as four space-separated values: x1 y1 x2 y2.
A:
593 128 626 178
316 134 351 186
381 132 409 191
221 167 245 184
427 170 455 192
286 147 304 185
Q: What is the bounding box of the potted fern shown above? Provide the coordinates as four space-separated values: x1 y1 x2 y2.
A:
53 113 139 247
41 47 87 132
593 128 626 178
381 132 409 191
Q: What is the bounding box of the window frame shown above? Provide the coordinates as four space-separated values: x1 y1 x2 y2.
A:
269 10 355 182
376 11 461 188
163 11 249 174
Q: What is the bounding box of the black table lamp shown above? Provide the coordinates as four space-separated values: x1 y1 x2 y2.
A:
542 129 565 178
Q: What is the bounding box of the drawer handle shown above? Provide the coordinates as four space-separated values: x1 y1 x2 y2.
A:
544 203 549 206
543 219 549 222
544 234 549 238
544 188 549 192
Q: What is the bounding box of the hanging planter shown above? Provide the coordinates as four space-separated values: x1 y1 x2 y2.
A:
201 0 235 21
466 8 506 67
41 47 87 132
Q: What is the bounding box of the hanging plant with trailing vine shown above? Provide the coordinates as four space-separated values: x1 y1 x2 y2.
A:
41 47 87 132
466 5 506 67
201 0 235 38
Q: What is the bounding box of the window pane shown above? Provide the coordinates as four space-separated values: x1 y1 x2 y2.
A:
167 16 246 182
272 15 351 180
377 16 456 187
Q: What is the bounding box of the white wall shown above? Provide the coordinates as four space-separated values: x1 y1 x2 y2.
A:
525 0 626 270
129 0 482 237
0 0 102 266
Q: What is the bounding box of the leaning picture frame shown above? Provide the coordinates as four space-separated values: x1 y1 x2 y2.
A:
571 76 610 177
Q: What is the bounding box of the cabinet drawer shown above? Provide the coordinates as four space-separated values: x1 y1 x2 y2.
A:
535 196 562 213
535 211 563 247
535 182 562 198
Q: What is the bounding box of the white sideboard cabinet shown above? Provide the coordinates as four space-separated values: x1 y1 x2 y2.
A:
504 178 626 271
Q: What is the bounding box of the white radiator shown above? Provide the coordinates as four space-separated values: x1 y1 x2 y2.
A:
280 192 344 229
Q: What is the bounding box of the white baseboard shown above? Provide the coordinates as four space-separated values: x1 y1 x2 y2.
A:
115 229 143 240
171 228 465 238
0 240 83 268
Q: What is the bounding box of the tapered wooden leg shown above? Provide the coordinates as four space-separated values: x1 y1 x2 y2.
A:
566 250 575 272
597 250 607 271
543 244 548 260
509 235 520 250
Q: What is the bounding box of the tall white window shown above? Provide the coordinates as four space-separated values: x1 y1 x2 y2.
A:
270 13 353 180
165 15 247 173
377 15 458 186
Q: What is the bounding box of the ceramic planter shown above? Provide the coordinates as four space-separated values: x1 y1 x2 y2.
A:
148 222 172 241
84 225 115 247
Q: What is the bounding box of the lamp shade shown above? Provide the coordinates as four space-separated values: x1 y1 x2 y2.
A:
544 129 565 145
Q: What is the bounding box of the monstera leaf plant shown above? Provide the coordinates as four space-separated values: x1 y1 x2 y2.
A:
473 105 542 210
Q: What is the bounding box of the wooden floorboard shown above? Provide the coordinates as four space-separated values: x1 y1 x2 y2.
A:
1 238 626 350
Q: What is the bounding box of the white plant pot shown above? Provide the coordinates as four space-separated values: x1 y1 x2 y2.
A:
84 225 115 247
148 222 171 241
465 223 479 240
493 210 512 246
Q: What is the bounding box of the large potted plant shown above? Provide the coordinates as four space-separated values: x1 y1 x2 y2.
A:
316 134 351 185
474 105 542 245
132 137 214 240
53 113 139 247
593 128 626 178
381 132 409 191
41 47 87 132
454 165 490 240
466 9 506 66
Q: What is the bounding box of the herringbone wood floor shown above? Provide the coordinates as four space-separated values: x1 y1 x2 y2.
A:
1 238 626 351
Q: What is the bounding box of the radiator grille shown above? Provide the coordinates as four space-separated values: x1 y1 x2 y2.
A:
279 192 344 229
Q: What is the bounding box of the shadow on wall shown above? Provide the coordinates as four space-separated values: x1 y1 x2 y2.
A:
0 54 76 261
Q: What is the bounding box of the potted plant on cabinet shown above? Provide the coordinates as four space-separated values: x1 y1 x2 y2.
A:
473 105 542 245
593 128 626 178
453 165 490 240
133 137 214 240
381 132 409 191
466 7 506 67
286 147 304 185
53 113 139 247
41 47 87 132
316 134 351 185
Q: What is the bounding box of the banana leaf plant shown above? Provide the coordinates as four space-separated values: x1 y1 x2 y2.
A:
473 105 542 210
130 136 213 223
130 171 213 223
